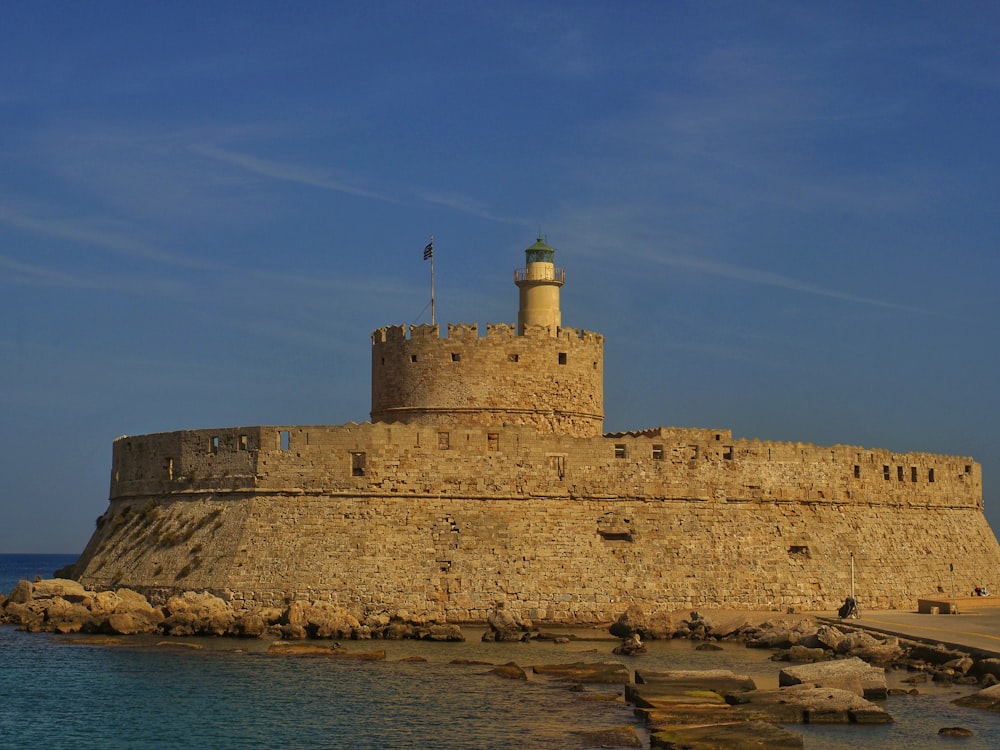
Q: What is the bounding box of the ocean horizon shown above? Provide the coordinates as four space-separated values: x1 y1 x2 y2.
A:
2 554 999 749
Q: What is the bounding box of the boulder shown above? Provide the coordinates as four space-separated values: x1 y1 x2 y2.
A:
613 634 646 656
30 578 90 602
162 591 235 636
728 684 892 724
483 601 531 642
649 720 803 749
532 662 631 684
609 604 675 640
779 657 887 699
952 683 1000 711
8 580 34 605
489 662 528 680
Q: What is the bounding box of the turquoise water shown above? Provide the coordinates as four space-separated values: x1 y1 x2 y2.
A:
3 555 1000 749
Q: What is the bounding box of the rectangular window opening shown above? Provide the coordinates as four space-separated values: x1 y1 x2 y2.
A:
965 465 972 474
410 354 418 363
210 436 220 454
239 435 249 451
897 466 904 482
558 352 567 365
883 465 890 481
911 466 918 482
652 444 664 460
854 465 861 479
451 353 461 362
166 457 174 480
614 444 626 459
723 446 733 460
928 468 935 483
279 430 290 451
488 433 499 452
438 432 450 450
351 451 366 477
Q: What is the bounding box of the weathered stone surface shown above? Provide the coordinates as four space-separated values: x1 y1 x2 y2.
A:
779 657 888 699
728 685 892 724
610 605 676 640
574 726 642 748
489 662 527 680
952 683 1000 712
483 601 531 642
30 578 90 602
532 662 631 684
939 726 975 737
650 720 803 749
162 591 234 636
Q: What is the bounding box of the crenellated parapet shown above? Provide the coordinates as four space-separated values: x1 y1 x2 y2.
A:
370 322 605 437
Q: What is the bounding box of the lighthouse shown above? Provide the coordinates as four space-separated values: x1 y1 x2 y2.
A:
515 238 565 335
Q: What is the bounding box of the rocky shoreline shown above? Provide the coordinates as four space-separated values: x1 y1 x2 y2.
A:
5 581 1000 748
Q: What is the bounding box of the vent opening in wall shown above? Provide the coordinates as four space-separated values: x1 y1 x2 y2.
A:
788 545 811 557
598 530 634 542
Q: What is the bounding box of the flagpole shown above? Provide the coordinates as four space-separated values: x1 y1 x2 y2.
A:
429 235 435 325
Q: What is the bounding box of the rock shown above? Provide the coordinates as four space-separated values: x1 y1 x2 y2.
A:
798 624 845 652
613 634 646 656
8 580 34 604
609 604 676 640
650 720 804 749
533 662 631 684
30 578 90 602
489 662 527 680
952 683 1000 711
971 658 1000 682
629 669 756 709
772 645 829 663
573 726 642 748
422 624 464 642
779 656 888 699
939 726 975 737
162 591 235 636
695 642 723 651
484 601 531 642
93 589 163 635
728 684 892 724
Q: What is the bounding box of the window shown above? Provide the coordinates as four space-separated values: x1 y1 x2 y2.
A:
451 353 461 362
410 354 418 362
897 466 904 481
928 468 935 483
652 444 664 460
614 444 626 459
166 457 174 480
438 432 450 450
488 433 499 452
722 446 733 460
558 352 567 365
911 466 918 483
854 465 861 479
883 465 890 480
279 431 290 451
239 435 249 451
210 436 220 454
351 452 366 477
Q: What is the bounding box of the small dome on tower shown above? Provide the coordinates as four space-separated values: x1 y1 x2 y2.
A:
525 238 556 264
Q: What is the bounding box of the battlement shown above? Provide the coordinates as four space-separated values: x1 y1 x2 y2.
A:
370 321 605 437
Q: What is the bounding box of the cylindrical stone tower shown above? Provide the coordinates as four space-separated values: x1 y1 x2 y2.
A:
370 238 603 437
515 238 564 335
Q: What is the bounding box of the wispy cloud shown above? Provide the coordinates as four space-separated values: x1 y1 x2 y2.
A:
191 144 401 204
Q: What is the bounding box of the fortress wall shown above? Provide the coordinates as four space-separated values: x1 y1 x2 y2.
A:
76 489 1000 619
110 423 982 511
370 323 604 437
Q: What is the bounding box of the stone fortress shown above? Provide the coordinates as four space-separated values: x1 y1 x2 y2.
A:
72 239 1000 623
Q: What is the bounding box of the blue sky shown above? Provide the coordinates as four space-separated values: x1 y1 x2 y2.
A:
2 1 999 553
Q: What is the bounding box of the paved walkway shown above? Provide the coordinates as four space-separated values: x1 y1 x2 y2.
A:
824 606 1000 658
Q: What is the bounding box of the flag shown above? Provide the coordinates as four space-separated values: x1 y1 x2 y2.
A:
423 241 433 260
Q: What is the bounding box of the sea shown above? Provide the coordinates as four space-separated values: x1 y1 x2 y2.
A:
2 554 1000 750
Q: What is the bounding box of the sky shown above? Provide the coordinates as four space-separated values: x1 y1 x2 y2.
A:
2 1 999 553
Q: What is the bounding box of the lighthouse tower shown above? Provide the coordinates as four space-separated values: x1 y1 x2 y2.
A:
370 238 604 437
515 238 565 335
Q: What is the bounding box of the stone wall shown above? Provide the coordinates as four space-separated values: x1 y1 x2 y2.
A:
370 323 604 437
75 420 1000 620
